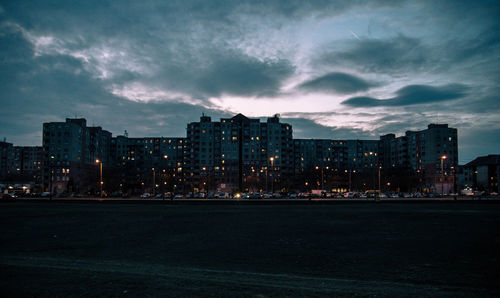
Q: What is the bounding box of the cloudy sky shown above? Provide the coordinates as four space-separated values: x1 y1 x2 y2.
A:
1 0 499 163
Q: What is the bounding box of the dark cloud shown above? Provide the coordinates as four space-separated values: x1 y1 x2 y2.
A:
169 51 295 97
342 84 468 107
451 25 500 62
284 117 375 140
298 72 376 94
0 28 231 145
1 1 300 99
1 1 400 32
317 35 429 74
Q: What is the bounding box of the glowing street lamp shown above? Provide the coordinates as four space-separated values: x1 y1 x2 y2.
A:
270 157 274 193
345 169 355 192
96 159 103 197
152 168 156 195
315 165 325 190
378 166 382 193
49 155 55 200
441 155 447 195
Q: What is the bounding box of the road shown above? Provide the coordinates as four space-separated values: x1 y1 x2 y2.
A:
1 201 499 297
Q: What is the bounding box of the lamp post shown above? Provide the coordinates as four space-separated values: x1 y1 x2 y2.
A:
152 168 156 195
315 166 325 190
49 155 55 200
270 157 274 193
348 169 351 192
441 155 447 196
265 166 268 193
96 159 103 197
378 166 382 194
345 169 354 192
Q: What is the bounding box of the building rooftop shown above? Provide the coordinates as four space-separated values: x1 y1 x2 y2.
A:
465 155 500 167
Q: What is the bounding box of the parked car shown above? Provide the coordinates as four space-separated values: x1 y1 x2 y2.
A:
214 192 229 199
262 193 272 199
249 193 261 199
193 192 206 199
140 193 151 198
344 192 355 198
2 193 17 199
297 193 309 199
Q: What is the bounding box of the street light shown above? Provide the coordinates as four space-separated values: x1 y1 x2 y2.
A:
270 157 274 193
96 159 103 197
345 169 355 192
152 168 156 195
441 155 447 196
315 165 324 190
49 155 55 200
378 166 382 194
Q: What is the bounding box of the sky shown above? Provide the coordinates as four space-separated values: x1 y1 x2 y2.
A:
1 0 499 164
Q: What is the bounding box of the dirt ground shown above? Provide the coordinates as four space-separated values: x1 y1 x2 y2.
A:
1 201 499 297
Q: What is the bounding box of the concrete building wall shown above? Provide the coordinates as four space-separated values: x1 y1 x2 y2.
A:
0 141 15 181
186 114 293 192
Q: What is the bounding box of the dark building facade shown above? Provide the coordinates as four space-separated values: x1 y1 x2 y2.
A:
462 155 500 193
378 124 458 193
0 141 15 181
42 118 112 194
109 135 187 194
293 139 347 191
1 142 43 192
12 146 43 185
187 114 293 192
11 116 459 195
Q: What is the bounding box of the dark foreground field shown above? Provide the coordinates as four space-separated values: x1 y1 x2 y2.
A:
1 201 499 297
